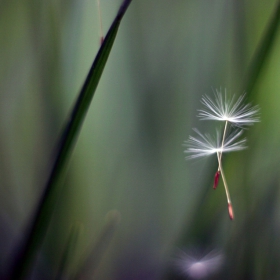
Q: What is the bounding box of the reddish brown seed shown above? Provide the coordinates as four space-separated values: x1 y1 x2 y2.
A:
228 203 234 220
100 36 104 45
213 171 220 189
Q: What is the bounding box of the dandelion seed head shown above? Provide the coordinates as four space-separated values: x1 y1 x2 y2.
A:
198 89 260 127
175 249 224 279
183 128 246 160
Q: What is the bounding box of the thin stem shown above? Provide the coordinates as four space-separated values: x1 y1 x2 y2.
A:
216 152 231 204
218 120 228 171
96 0 104 43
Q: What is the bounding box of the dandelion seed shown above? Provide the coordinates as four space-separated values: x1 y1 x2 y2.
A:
175 249 224 279
183 126 245 221
183 128 246 160
198 89 260 127
184 128 244 211
184 89 260 220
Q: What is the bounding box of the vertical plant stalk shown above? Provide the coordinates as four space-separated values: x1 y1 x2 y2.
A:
10 1 133 279
96 0 104 44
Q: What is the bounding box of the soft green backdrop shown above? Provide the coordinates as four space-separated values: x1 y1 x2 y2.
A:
0 1 280 279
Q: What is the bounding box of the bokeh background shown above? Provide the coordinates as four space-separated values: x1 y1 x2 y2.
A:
0 0 280 279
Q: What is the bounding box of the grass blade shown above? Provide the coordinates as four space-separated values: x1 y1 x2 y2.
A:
11 1 132 279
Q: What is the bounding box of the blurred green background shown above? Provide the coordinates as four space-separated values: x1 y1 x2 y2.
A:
1 0 280 279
